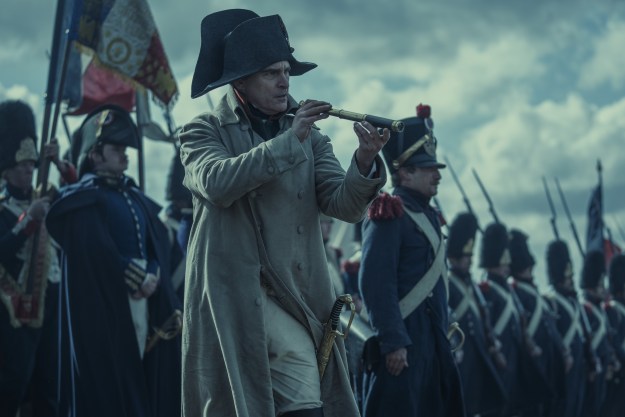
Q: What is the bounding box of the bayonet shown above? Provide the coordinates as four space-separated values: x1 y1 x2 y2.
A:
472 168 500 224
443 156 482 232
554 178 585 258
542 176 560 240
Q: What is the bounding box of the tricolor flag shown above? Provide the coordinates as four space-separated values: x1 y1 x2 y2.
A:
69 0 178 107
586 183 604 255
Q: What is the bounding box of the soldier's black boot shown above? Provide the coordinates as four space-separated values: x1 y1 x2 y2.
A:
281 407 324 417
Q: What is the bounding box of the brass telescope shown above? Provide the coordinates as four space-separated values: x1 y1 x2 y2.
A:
298 101 404 133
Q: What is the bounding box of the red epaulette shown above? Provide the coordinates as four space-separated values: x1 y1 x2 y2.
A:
368 192 404 220
478 281 490 293
341 259 360 275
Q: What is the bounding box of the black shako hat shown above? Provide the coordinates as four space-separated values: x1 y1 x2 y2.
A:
609 254 625 294
479 222 511 269
0 100 39 173
581 250 606 290
191 9 317 98
509 229 536 275
447 212 479 258
546 240 573 286
381 104 445 173
76 104 139 176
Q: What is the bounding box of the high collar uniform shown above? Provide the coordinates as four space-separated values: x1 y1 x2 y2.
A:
359 186 466 417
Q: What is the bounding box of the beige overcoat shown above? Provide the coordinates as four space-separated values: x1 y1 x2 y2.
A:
179 87 386 417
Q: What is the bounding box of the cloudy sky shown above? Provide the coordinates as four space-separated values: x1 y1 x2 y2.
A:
2 0 625 290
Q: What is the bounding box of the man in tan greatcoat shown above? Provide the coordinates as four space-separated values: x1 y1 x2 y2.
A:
179 9 388 417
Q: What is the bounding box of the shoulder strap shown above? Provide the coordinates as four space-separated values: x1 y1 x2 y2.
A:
555 293 584 348
489 280 519 336
397 207 447 319
450 274 480 321
516 281 546 338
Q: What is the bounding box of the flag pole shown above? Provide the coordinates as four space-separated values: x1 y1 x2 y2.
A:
38 0 67 187
135 90 148 191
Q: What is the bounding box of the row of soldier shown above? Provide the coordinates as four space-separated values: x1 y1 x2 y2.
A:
331 187 625 416
0 100 190 417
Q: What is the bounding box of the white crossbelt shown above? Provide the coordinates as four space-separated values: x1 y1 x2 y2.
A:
361 207 447 323
586 302 608 351
515 281 547 339
489 280 519 336
554 293 584 348
610 301 625 351
450 274 480 321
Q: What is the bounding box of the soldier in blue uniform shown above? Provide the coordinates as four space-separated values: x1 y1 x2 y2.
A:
359 104 466 417
602 253 625 417
478 222 551 417
447 212 507 417
544 239 588 417
0 100 76 416
508 229 570 417
45 104 182 417
579 250 618 417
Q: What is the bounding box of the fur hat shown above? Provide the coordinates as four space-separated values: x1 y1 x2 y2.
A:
0 100 38 173
546 240 573 286
447 212 479 258
479 222 510 269
191 9 316 98
509 229 536 275
580 250 606 290
608 254 625 295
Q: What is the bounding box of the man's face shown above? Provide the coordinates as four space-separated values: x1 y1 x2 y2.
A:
234 61 290 115
449 255 472 273
515 266 534 281
401 166 442 197
91 143 128 176
3 160 35 191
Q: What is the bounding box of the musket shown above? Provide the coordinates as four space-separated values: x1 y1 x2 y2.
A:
298 101 404 133
552 179 601 378
471 281 507 369
554 178 585 258
444 156 482 232
317 294 356 379
471 168 500 224
432 197 449 233
542 176 560 240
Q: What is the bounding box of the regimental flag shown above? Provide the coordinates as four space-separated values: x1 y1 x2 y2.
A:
69 0 178 107
65 55 136 115
586 183 604 255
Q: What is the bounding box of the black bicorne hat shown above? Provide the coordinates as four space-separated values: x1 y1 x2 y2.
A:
381 104 445 173
608 254 625 295
581 250 606 290
0 100 39 173
447 212 479 258
479 222 510 269
191 9 317 98
509 229 536 275
546 240 573 286
166 148 192 203
76 104 139 176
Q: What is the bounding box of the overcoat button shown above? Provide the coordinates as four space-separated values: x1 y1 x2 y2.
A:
255 297 262 306
297 263 304 271
297 225 304 234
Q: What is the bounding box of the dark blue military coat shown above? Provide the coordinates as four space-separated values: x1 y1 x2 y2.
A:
513 278 567 417
602 297 625 417
581 293 615 417
546 287 587 417
46 174 182 417
448 269 507 416
359 187 465 417
479 273 552 416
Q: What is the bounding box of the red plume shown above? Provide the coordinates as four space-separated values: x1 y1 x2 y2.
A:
416 103 431 119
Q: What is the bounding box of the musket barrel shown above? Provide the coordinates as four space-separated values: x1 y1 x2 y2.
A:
298 101 404 132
